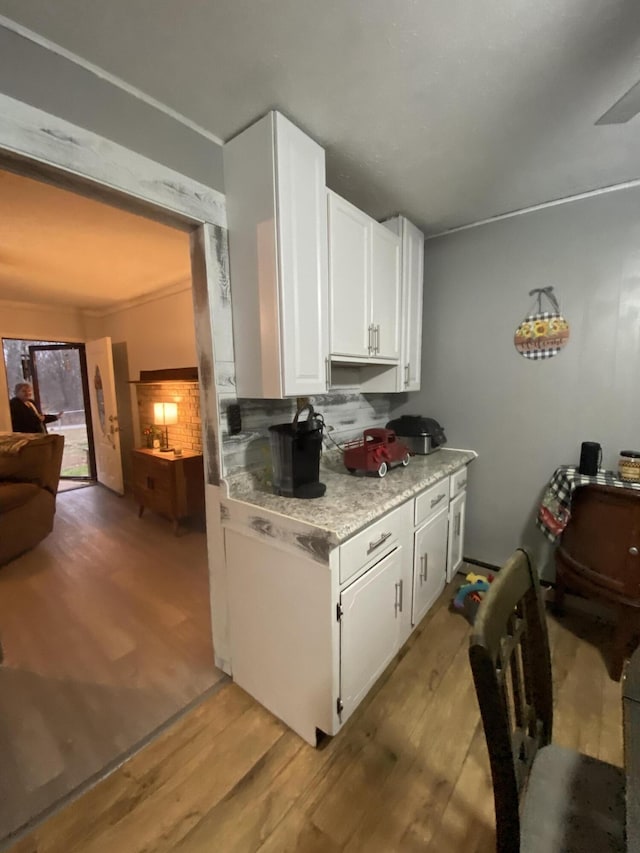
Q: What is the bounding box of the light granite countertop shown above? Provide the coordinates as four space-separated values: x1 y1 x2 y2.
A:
224 447 477 545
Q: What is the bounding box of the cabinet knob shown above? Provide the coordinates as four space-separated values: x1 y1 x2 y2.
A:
630 546 639 556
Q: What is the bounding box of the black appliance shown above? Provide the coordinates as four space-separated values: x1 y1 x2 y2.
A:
578 441 602 476
269 404 326 499
385 415 447 455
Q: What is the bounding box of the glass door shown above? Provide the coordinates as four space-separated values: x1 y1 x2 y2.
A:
29 344 96 480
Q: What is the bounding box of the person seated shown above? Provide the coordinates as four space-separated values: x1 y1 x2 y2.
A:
10 382 63 434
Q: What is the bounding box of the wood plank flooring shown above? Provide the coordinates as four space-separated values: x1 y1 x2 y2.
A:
0 485 223 846
6 573 623 853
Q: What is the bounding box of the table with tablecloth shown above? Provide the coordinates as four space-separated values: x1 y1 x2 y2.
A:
537 465 640 542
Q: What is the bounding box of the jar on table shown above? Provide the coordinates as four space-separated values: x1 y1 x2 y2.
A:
618 450 640 482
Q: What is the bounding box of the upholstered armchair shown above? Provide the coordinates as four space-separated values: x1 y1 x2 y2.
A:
0 433 64 566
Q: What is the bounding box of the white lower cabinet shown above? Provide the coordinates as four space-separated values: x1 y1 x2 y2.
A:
224 465 470 746
447 489 467 582
339 545 405 722
412 506 449 625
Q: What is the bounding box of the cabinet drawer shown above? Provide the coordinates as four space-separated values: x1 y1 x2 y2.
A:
340 501 411 585
450 467 468 500
414 478 450 527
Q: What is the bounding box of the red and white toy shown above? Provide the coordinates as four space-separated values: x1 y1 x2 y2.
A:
342 428 411 478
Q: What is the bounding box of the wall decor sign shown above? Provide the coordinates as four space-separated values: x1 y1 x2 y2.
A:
514 287 570 360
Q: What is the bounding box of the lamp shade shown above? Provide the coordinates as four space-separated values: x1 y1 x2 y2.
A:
153 401 178 426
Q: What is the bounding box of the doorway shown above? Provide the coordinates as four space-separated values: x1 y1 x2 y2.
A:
0 166 221 844
3 338 98 481
3 338 97 481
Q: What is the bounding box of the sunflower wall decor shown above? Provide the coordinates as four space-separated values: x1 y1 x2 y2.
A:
514 286 570 360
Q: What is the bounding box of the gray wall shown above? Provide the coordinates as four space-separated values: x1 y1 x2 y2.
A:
397 186 640 576
0 26 224 192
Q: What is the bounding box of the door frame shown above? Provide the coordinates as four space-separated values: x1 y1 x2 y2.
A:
28 342 98 480
0 92 232 672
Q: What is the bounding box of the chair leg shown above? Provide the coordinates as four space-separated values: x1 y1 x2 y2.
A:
610 607 639 681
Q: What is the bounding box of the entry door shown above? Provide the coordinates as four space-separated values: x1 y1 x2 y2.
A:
85 337 124 494
29 343 97 480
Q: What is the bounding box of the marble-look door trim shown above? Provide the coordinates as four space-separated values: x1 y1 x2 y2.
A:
0 93 226 228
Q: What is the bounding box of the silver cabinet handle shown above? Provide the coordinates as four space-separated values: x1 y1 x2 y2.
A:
404 363 410 387
367 324 374 355
376 324 380 355
367 531 392 555
395 579 404 613
325 357 331 390
455 513 461 537
431 493 446 509
419 554 424 584
422 553 428 581
630 546 639 556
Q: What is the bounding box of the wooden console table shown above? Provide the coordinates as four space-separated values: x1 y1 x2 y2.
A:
132 449 205 534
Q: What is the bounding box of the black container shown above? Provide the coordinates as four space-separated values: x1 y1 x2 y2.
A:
269 405 326 499
578 441 602 476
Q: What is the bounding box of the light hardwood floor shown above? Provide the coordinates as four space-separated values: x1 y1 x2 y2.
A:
0 485 223 846
6 572 623 853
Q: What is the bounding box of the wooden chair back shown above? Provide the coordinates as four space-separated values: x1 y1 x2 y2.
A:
469 549 553 853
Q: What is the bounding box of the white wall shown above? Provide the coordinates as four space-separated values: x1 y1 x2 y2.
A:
89 283 197 483
396 186 640 577
0 299 87 430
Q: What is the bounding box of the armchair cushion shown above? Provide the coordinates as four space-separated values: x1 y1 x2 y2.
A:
0 482 41 513
0 433 64 566
0 433 64 494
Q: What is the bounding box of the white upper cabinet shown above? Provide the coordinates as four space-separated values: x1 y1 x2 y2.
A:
370 220 401 360
328 191 371 359
224 111 329 398
383 216 425 391
328 191 401 363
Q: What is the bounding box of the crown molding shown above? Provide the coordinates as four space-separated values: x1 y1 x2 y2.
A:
427 176 640 240
82 279 192 318
0 297 83 316
0 15 224 146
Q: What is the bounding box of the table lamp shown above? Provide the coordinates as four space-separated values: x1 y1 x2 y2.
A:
153 401 178 452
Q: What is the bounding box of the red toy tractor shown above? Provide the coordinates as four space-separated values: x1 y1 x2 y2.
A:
342 428 411 478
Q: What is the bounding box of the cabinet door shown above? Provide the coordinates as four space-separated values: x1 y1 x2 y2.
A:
447 490 466 582
340 546 404 721
370 220 401 360
275 113 329 396
402 219 424 390
413 506 448 626
328 191 371 359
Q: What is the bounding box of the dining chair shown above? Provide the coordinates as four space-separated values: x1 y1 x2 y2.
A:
469 548 625 852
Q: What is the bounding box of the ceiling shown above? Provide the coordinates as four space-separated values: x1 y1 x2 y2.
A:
1 2 640 233
0 169 191 310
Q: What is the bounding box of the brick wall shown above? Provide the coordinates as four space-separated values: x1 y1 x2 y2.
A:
135 381 202 453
